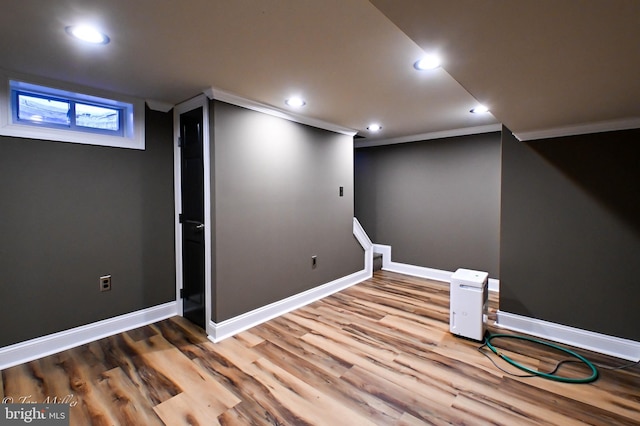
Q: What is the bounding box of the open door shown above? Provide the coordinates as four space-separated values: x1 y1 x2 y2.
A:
178 105 206 329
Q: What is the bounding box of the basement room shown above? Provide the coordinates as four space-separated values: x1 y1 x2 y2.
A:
1 1 639 425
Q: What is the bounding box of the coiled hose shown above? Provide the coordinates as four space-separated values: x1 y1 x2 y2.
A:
484 333 599 383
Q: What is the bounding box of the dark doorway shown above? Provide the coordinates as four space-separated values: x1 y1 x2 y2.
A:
180 107 206 329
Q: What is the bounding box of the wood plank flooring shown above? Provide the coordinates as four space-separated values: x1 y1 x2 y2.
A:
2 271 639 425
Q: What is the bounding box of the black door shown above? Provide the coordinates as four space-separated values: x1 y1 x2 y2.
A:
180 107 205 329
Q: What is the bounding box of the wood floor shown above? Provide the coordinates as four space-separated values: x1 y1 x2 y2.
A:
2 271 639 425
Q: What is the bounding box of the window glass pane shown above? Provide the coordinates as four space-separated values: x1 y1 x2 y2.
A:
17 93 70 126
75 103 120 131
6 78 142 149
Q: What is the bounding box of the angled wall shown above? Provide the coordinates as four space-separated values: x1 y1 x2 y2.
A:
0 108 176 347
210 101 363 322
355 132 501 278
500 126 640 341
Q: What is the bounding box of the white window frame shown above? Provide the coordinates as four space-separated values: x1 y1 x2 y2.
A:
0 69 145 150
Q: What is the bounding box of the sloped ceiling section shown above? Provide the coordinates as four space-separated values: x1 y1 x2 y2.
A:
371 0 640 140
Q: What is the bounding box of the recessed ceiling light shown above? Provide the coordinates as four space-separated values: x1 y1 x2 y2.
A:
285 97 306 107
470 104 490 114
367 123 382 132
414 54 441 70
65 25 110 44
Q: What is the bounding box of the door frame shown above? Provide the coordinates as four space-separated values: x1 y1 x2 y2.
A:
173 94 212 335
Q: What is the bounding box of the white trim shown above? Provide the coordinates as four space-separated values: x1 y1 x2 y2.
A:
353 217 373 250
373 244 392 269
146 99 174 113
173 95 213 335
385 260 452 283
172 110 183 314
371 244 500 292
203 86 357 137
370 245 640 361
354 124 502 148
0 302 178 370
208 218 374 342
495 310 640 362
513 118 640 141
353 217 374 281
202 99 213 338
208 270 370 342
0 68 145 150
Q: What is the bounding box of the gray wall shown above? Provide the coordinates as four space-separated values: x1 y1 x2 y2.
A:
355 132 501 278
0 108 176 347
500 126 640 341
210 101 363 322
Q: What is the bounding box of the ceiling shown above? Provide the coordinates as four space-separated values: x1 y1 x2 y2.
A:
371 0 640 141
1 1 638 144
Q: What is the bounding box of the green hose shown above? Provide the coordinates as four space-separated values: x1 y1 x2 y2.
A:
484 333 599 383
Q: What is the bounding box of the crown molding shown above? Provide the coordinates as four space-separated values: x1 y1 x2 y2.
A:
354 124 502 148
203 87 357 137
514 117 640 141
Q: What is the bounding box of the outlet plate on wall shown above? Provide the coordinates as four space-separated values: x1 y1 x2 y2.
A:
100 275 112 292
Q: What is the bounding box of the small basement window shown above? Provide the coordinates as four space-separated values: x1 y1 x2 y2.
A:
0 70 145 149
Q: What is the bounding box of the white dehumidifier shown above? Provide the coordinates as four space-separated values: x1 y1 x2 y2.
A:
449 268 489 341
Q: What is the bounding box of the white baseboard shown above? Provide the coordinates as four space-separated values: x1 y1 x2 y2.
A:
372 244 500 292
353 217 374 275
371 244 640 361
208 268 371 343
495 310 640 362
385 261 453 283
0 302 178 370
208 218 375 342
